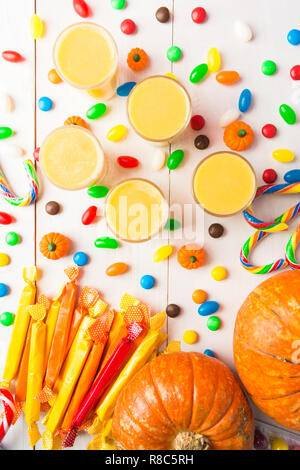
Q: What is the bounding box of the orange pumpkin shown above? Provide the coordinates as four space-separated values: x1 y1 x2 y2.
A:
223 121 254 151
39 232 69 260
64 116 88 128
234 270 300 431
127 48 148 71
177 243 205 269
112 352 254 450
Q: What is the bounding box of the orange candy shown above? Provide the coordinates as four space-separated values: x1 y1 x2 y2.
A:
216 70 240 85
192 289 207 304
106 262 128 276
48 69 62 84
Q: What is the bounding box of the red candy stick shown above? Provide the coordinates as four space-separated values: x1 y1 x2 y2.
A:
0 212 13 225
2 51 24 62
73 0 89 18
81 206 97 225
62 321 144 448
117 156 139 168
0 388 15 443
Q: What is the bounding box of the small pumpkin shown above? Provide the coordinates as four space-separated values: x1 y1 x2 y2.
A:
127 48 148 71
64 116 88 128
177 243 205 269
39 232 69 260
223 120 254 151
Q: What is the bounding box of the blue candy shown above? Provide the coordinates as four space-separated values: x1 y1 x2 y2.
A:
38 96 53 112
0 283 8 297
73 251 88 266
140 274 155 290
284 169 300 183
117 81 136 97
203 349 215 358
198 301 219 316
238 88 252 112
287 29 300 45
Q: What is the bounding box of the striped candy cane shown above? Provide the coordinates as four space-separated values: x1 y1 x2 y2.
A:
0 388 15 443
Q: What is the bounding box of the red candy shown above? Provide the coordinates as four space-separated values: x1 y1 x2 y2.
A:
81 206 97 225
0 212 13 225
190 114 205 130
261 123 277 138
191 7 207 24
263 169 277 184
73 0 89 18
121 19 136 35
33 147 40 162
2 50 24 62
117 156 139 168
290 65 300 80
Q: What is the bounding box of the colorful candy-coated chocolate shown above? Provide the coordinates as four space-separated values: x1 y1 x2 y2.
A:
190 63 208 83
183 330 198 344
207 47 221 72
284 169 300 183
0 312 14 327
0 127 13 139
261 60 276 75
73 251 88 266
254 429 269 450
81 206 97 225
5 232 19 246
116 81 136 97
117 156 139 168
263 169 277 184
198 301 219 316
94 237 119 249
0 253 10 267
48 69 62 84
167 149 184 170
107 124 127 141
167 46 181 62
106 262 128 276
271 438 288 450
261 123 277 138
287 29 300 45
156 7 170 23
73 0 89 18
166 304 180 318
2 50 24 62
0 283 8 297
203 349 215 358
194 134 209 150
191 7 206 24
216 71 239 85
219 108 240 127
140 274 155 290
211 266 227 281
208 223 224 238
192 289 207 304
272 149 295 163
30 14 44 39
38 96 53 112
0 212 12 225
279 104 296 124
207 316 221 331
33 147 40 161
190 114 205 130
87 185 109 198
234 20 253 42
45 201 60 215
238 89 252 112
164 218 181 231
290 65 300 80
153 149 166 170
110 0 126 9
86 103 107 120
153 245 173 262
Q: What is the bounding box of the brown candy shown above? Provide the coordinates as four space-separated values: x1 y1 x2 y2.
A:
166 304 181 318
208 223 224 238
194 134 209 150
156 6 170 23
45 201 60 215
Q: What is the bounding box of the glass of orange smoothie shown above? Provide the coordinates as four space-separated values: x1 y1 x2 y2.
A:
193 151 256 216
53 22 118 99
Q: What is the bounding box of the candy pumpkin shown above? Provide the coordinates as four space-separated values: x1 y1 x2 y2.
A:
39 233 69 260
234 270 300 431
112 352 254 450
127 48 148 71
177 244 205 269
223 121 254 151
64 116 87 128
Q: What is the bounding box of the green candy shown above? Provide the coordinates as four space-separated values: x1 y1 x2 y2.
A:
279 104 296 125
94 237 119 249
189 63 208 83
86 103 107 120
88 185 109 198
261 60 277 76
167 46 181 62
0 127 13 140
110 0 125 9
5 232 20 246
164 218 181 231
207 316 221 331
0 311 15 326
167 149 184 170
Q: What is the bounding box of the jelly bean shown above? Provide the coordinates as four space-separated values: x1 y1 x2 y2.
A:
86 103 107 120
198 301 219 316
271 438 288 450
190 63 208 83
207 47 221 72
167 46 181 62
192 289 207 304
284 169 300 183
290 65 300 80
111 0 126 9
121 19 136 35
48 69 62 84
279 104 296 124
234 20 253 42
0 312 14 327
87 185 109 198
81 206 97 225
287 29 300 45
1 94 14 113
38 96 53 112
263 169 277 184
216 71 239 85
2 51 24 62
73 0 89 18
191 7 206 24
261 123 277 138
166 304 180 318
203 349 215 358
0 212 13 225
0 283 8 297
107 124 127 142
167 149 184 170
94 237 119 249
117 156 139 168
190 115 205 130
194 135 209 150
33 147 40 162
254 429 269 450
5 232 19 246
73 251 88 266
153 149 166 170
238 89 252 112
165 72 177 80
219 108 240 127
30 14 44 39
272 149 295 163
117 81 136 97
153 245 173 262
106 262 128 276
183 330 198 344
261 60 276 76
140 274 155 290
207 316 221 331
164 218 181 231
0 254 10 267
211 266 227 281
208 223 224 238
0 127 13 139
0 144 24 157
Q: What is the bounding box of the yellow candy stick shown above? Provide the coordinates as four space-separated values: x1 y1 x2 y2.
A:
44 299 61 373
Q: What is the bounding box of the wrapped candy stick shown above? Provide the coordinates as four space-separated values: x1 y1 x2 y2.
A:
44 294 62 372
0 388 15 443
14 322 32 404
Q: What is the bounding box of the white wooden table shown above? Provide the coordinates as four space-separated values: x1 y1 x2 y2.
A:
1 0 300 450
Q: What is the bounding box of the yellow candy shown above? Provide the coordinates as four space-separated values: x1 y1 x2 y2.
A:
30 14 44 39
271 438 288 450
0 253 10 267
272 149 295 163
106 125 127 142
211 266 227 281
183 330 198 344
165 72 177 80
207 47 221 72
153 245 173 262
